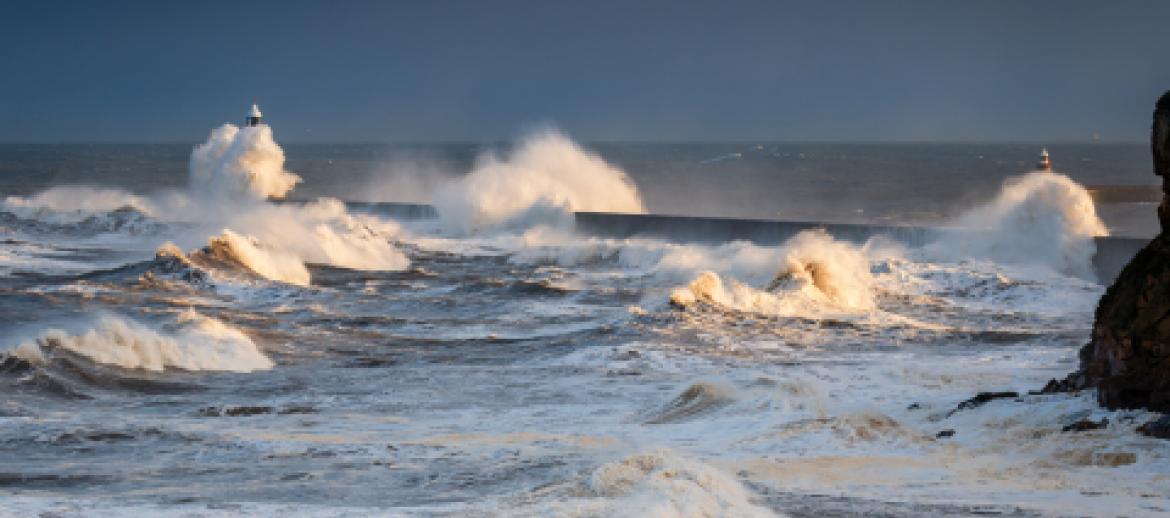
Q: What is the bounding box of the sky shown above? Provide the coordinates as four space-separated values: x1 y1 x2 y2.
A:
2 0 1169 143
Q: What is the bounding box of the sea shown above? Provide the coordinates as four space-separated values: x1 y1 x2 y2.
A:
0 129 1167 517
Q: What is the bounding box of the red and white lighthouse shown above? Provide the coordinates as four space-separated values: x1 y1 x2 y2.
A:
1036 147 1051 171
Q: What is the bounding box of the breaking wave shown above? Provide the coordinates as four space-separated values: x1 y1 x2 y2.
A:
433 130 645 233
190 199 409 286
201 230 312 287
669 230 877 315
642 381 737 424
0 119 410 284
189 124 301 200
10 311 273 373
0 187 166 237
585 449 776 518
933 172 1108 278
181 122 408 284
2 186 156 222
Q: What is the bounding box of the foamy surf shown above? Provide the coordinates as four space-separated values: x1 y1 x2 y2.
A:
669 230 878 317
10 311 272 373
190 123 301 201
932 171 1109 279
433 130 646 233
2 186 157 223
4 135 1166 517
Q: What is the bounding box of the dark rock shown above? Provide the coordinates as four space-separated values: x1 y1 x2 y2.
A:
936 429 955 438
198 404 317 417
1038 376 1079 394
1074 234 1170 410
1137 415 1170 439
947 391 1019 417
1056 90 1170 412
1062 418 1109 433
276 405 318 415
197 405 274 417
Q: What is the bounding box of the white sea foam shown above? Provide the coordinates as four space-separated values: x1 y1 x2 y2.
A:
181 122 408 284
14 311 273 372
189 124 301 201
2 186 156 222
205 229 312 286
665 231 877 315
433 130 645 233
531 449 778 518
932 171 1108 278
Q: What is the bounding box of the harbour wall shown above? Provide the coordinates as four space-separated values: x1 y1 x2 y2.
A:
328 201 1148 283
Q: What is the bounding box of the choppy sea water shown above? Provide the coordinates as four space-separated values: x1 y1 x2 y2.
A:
1 133 1167 517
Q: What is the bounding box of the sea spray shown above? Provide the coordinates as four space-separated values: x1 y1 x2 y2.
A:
12 311 273 373
666 230 878 314
433 130 645 233
584 449 777 518
179 121 408 284
931 171 1108 278
2 186 156 222
189 124 301 200
205 229 311 287
0 118 409 285
195 199 409 284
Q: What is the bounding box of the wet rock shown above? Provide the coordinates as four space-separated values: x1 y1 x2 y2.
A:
1038 376 1079 394
197 404 318 417
1136 414 1170 439
197 405 273 417
946 391 1019 417
1056 90 1170 412
1062 418 1109 433
276 405 318 415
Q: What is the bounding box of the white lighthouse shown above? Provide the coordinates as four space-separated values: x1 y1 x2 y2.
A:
1036 147 1051 170
245 104 263 127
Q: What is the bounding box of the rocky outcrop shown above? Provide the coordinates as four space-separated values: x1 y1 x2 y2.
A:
1056 91 1170 411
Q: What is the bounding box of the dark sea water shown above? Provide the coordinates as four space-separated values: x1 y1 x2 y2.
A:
0 137 1167 517
0 142 1158 234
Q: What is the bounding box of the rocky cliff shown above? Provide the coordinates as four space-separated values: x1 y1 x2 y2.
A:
1057 91 1170 412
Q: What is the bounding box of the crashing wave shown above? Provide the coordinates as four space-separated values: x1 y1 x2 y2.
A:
2 186 156 222
585 449 776 518
670 230 877 315
225 198 409 273
9 311 273 373
1 187 165 236
199 230 311 287
433 130 645 233
189 124 301 200
932 172 1108 278
182 120 408 280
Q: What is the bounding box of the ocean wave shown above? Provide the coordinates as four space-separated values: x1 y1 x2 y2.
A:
669 230 877 315
8 311 273 373
2 186 157 223
189 123 301 200
1 192 165 237
931 171 1108 279
583 449 777 518
433 130 645 233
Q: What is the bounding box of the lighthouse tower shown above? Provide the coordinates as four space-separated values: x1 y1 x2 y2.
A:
1036 147 1051 170
245 104 263 127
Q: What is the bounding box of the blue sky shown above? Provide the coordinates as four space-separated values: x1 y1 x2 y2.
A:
2 0 1169 142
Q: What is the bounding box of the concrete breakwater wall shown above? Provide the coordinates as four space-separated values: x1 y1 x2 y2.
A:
328 201 1147 283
